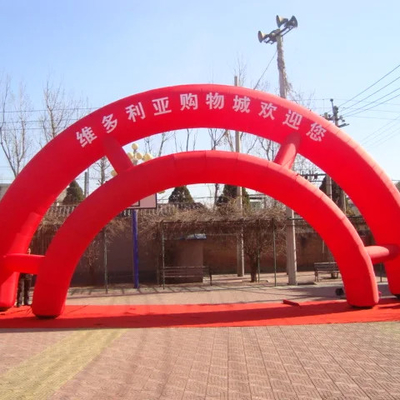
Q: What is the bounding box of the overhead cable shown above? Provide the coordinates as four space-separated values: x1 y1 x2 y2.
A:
342 75 400 113
339 62 400 108
344 89 400 118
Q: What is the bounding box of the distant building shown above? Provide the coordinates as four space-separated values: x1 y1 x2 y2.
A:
0 184 10 201
248 193 277 209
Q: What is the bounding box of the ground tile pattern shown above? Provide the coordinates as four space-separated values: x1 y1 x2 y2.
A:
0 321 398 399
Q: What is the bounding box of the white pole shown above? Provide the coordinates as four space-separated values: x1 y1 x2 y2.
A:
234 75 245 277
276 35 297 286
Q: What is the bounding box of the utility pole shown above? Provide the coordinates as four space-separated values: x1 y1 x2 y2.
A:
323 99 349 211
258 15 298 285
276 35 287 99
84 169 89 198
276 35 297 286
234 75 245 277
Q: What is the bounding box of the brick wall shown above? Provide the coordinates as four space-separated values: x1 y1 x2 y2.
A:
32 211 374 285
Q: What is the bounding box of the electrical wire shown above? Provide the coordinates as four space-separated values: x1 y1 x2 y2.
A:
2 106 98 114
3 98 400 115
361 114 400 143
364 123 400 148
343 89 400 118
339 63 400 108
350 115 400 121
341 75 400 113
341 108 400 114
253 50 277 90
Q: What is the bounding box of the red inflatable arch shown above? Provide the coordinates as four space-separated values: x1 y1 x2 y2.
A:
33 151 378 317
0 84 398 316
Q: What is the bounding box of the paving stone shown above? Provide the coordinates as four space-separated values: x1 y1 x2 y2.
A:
1 279 399 400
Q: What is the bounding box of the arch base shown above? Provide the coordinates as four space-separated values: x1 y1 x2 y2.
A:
349 304 374 310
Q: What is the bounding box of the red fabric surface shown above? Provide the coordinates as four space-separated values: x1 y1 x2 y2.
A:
1 299 399 329
2 84 400 312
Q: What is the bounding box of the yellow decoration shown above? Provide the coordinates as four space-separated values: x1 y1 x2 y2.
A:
143 152 154 162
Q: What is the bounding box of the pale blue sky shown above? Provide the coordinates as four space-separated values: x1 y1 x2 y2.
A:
1 0 400 195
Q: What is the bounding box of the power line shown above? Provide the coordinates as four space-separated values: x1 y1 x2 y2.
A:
341 74 400 112
365 126 400 149
3 98 400 115
364 119 400 148
2 106 98 114
253 50 277 90
339 62 400 108
350 115 400 121
339 108 400 114
361 115 400 146
343 89 400 118
343 87 400 117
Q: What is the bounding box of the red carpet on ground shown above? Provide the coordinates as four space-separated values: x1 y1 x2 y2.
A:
0 299 399 329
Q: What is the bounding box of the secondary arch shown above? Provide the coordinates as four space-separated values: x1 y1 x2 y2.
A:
32 151 378 317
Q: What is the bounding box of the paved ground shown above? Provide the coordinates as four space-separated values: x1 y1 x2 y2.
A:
1 272 399 400
66 271 391 306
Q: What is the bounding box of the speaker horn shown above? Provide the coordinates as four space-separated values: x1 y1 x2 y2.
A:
258 31 268 43
287 16 298 28
276 15 288 28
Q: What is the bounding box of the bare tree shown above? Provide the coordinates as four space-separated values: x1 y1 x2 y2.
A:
82 235 102 285
157 133 168 157
143 131 174 158
173 129 198 153
38 78 92 202
230 56 320 179
88 155 112 289
255 136 279 161
92 156 111 186
38 79 87 146
0 81 32 177
208 127 225 151
293 154 320 182
253 84 321 177
82 217 131 286
242 209 286 282
233 56 248 90
189 129 198 151
288 88 322 178
232 58 263 156
288 88 316 110
220 129 234 152
208 128 227 204
0 74 10 135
